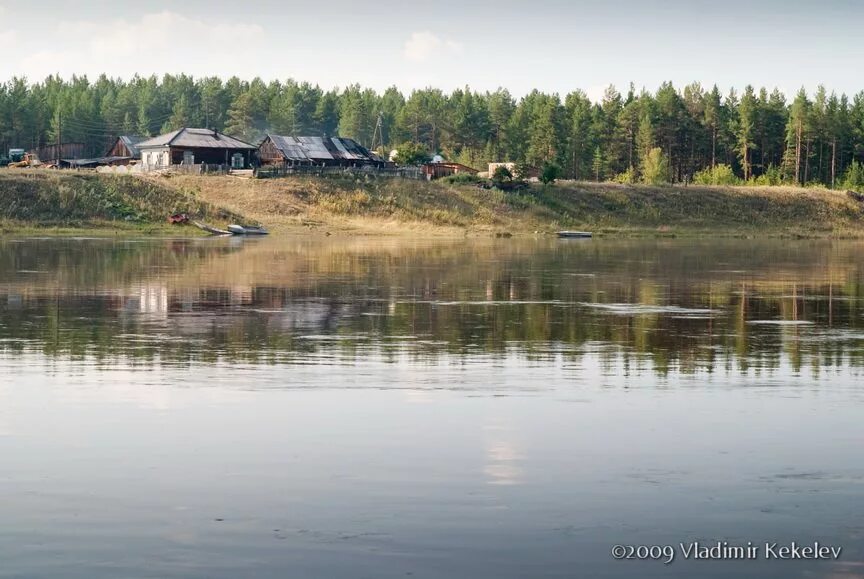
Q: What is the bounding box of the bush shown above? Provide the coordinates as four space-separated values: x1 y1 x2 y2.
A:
441 173 480 185
492 165 514 184
393 142 431 166
693 164 740 186
540 162 561 185
842 160 864 192
750 164 783 186
612 168 636 184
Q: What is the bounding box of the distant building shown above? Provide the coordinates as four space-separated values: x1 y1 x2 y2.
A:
258 135 386 167
55 135 150 169
31 143 85 163
60 156 136 169
422 162 479 180
106 135 147 160
138 128 256 169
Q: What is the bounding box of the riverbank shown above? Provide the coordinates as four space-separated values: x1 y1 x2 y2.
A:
0 170 242 235
141 173 864 237
2 170 864 237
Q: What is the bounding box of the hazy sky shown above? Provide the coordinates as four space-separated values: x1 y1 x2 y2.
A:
0 0 859 101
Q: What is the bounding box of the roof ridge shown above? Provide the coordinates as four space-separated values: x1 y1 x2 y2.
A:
166 127 185 146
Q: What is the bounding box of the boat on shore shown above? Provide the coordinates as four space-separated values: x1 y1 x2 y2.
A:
193 221 231 235
556 231 593 238
227 224 269 235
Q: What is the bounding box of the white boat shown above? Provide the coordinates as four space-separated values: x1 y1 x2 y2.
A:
227 224 269 235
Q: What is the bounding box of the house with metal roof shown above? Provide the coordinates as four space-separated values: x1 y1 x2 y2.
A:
106 135 147 160
258 135 386 167
138 128 257 169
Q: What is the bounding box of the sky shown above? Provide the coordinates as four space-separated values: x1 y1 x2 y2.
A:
0 0 860 102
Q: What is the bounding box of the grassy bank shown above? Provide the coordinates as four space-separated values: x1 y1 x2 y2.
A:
165 174 864 237
2 169 864 237
0 170 242 234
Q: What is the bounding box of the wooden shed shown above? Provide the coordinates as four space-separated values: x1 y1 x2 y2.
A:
31 143 85 163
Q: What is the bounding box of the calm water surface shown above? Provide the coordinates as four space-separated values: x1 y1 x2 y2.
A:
1 236 863 579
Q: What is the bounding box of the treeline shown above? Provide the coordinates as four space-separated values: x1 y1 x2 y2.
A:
3 74 864 187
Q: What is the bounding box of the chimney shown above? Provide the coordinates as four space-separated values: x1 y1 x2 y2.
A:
213 128 218 139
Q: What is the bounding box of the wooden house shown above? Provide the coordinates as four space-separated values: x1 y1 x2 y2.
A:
106 136 146 160
138 128 256 169
258 135 386 167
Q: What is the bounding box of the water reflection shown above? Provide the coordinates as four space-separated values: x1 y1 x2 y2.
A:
3 237 864 579
1 237 862 378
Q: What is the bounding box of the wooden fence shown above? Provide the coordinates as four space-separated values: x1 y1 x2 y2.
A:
139 163 230 175
254 164 425 181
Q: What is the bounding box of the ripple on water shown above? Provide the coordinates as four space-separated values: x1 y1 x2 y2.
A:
579 303 719 316
746 320 815 326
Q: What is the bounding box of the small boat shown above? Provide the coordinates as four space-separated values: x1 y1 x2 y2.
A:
557 231 593 238
227 224 269 235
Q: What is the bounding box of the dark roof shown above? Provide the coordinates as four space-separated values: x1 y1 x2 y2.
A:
138 128 256 150
264 135 385 163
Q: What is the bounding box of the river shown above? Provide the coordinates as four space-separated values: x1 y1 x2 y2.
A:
1 236 862 578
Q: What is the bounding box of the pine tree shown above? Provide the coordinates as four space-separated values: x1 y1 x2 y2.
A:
165 94 190 132
592 146 604 181
737 86 757 181
636 113 655 172
225 92 255 142
641 147 670 185
564 90 593 179
787 89 811 184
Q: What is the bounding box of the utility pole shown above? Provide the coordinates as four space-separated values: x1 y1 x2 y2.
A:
56 111 62 166
371 112 384 153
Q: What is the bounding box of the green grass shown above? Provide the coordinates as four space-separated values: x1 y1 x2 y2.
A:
247 176 864 236
0 170 242 230
4 170 864 237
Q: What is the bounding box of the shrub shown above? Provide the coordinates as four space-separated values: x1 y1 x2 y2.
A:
441 173 480 185
842 160 864 192
693 164 740 186
750 164 783 186
393 142 431 166
492 165 514 184
540 162 561 185
612 168 636 184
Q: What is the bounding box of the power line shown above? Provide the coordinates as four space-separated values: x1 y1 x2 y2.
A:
60 112 174 132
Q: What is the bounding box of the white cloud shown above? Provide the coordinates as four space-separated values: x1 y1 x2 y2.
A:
15 11 265 80
403 31 463 63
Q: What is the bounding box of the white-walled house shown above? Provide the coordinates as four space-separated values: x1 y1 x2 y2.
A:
138 128 256 169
